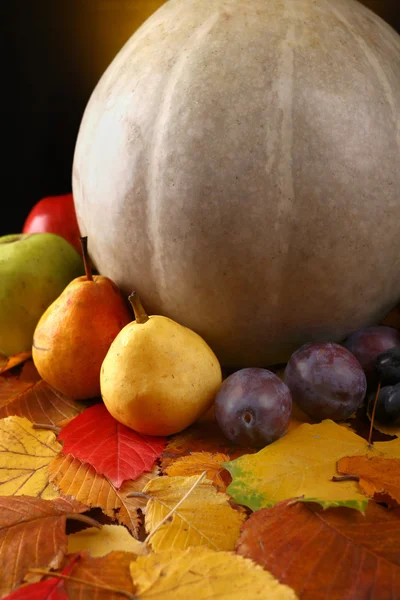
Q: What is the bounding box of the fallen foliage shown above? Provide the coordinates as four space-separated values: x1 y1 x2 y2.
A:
236 499 400 599
58 403 166 488
0 496 88 597
0 416 61 498
49 453 158 536
337 455 400 507
130 547 297 599
143 474 246 552
225 420 400 511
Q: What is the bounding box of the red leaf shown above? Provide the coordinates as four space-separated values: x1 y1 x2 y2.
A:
3 555 79 600
58 403 166 488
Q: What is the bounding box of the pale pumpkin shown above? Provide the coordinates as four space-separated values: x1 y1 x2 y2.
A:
72 0 400 368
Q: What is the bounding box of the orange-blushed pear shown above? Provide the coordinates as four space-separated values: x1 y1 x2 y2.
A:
32 237 132 399
100 292 223 436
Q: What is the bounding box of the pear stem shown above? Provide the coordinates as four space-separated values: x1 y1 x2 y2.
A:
128 292 149 324
80 236 93 282
65 514 103 529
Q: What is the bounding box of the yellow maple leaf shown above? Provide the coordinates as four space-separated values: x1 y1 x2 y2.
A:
143 475 246 552
164 451 230 491
130 547 297 599
225 420 400 512
48 453 158 536
0 415 60 498
68 524 147 557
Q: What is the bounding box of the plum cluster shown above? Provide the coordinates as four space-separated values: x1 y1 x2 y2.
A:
214 325 400 448
343 327 400 426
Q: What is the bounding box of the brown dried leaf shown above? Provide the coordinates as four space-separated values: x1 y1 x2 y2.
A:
337 455 400 507
236 499 400 599
65 551 137 600
0 495 87 598
161 421 256 471
165 451 230 492
0 379 86 426
0 375 34 408
48 453 158 536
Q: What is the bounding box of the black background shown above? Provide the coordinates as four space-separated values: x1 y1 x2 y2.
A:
2 0 400 236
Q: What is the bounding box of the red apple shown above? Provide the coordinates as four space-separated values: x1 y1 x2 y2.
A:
22 193 81 254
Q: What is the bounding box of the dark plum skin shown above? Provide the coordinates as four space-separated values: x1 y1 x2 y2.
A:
214 368 292 448
373 383 400 425
374 346 400 386
342 326 400 381
284 342 367 422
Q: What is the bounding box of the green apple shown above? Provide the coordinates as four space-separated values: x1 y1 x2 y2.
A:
0 233 84 356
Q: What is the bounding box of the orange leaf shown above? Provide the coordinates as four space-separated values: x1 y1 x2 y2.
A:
165 451 230 492
65 551 136 599
337 455 400 507
0 495 87 597
48 453 158 536
0 379 86 426
161 421 256 471
0 351 32 374
236 499 400 600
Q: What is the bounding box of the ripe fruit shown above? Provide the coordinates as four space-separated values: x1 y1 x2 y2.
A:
32 238 132 399
374 346 400 386
343 326 400 381
284 342 367 422
73 0 400 368
23 193 81 254
370 383 400 425
214 368 292 447
0 233 83 357
100 292 222 436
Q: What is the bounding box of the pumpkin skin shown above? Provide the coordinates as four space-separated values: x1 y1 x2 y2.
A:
72 0 400 368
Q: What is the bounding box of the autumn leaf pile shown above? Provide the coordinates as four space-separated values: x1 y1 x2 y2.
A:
1 352 400 599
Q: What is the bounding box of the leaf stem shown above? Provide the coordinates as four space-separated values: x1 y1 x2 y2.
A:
332 474 360 482
27 568 136 599
368 381 381 448
126 492 152 500
80 236 93 281
32 423 61 434
65 514 102 529
144 471 207 544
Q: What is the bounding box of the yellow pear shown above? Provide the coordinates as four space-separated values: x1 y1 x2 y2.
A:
100 293 222 436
